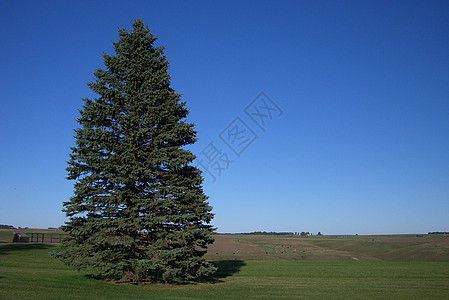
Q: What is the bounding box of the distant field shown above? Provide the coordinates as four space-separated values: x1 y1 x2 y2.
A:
205 234 449 262
2 230 448 261
1 233 448 298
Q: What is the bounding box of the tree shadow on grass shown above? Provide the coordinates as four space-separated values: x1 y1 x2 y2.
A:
82 260 246 285
0 243 54 255
194 260 246 283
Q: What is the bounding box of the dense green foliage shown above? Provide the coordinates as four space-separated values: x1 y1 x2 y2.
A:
52 19 215 283
2 243 449 299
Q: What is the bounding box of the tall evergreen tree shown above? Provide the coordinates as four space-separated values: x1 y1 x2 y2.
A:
53 19 215 283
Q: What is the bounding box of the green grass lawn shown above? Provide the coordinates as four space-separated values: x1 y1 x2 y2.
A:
1 243 448 299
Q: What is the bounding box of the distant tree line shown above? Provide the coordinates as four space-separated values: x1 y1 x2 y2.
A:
227 231 322 236
0 225 16 229
428 232 449 235
238 231 295 235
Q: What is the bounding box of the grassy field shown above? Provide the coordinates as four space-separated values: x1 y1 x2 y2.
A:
1 234 448 299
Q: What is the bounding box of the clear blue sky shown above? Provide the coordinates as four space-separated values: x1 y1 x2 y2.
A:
1 0 448 234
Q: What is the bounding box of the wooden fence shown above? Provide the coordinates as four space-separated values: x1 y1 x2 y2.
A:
29 233 66 243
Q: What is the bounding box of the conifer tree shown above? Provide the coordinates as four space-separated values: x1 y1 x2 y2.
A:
53 19 215 283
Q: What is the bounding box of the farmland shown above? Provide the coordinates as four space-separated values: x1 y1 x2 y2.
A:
1 232 448 299
205 234 449 262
